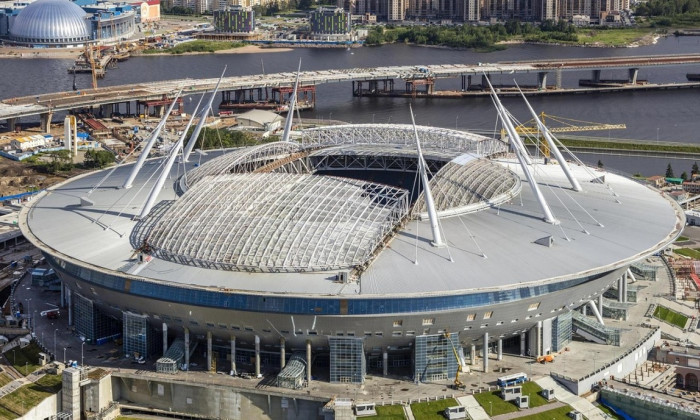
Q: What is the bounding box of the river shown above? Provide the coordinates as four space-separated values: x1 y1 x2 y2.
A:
3 36 700 175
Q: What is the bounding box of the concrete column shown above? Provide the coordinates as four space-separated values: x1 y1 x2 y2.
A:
598 294 604 314
184 328 190 370
306 340 312 385
383 349 388 376
60 280 65 308
556 68 562 89
230 335 236 374
483 332 489 373
618 276 625 303
592 69 601 83
162 323 168 356
7 118 17 132
280 337 286 370
536 321 542 358
67 289 73 326
481 74 489 88
470 344 476 365
622 272 628 303
497 338 502 361
40 112 53 133
520 333 526 356
629 68 639 84
582 304 587 316
255 335 261 378
538 72 548 90
207 331 212 372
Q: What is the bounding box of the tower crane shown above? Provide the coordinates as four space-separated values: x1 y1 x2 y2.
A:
512 112 626 157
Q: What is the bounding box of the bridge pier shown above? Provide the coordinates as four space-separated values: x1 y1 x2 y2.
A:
538 72 548 90
7 118 18 132
482 74 489 88
461 75 467 91
592 69 601 83
556 68 562 89
39 111 53 133
629 68 639 84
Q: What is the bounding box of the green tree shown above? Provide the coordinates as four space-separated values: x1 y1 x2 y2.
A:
692 161 699 175
682 171 688 181
597 159 604 169
84 150 115 168
666 163 675 178
47 150 73 173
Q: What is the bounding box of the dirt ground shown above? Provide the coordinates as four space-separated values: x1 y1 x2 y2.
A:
0 159 64 197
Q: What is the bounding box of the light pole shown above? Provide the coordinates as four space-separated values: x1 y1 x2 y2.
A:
489 401 492 416
25 299 30 331
63 347 67 364
53 329 58 360
455 115 459 130
657 127 660 142
81 341 85 366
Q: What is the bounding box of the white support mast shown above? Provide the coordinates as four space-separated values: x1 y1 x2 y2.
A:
183 66 227 162
138 94 206 219
281 60 302 143
123 88 182 189
485 78 558 225
516 85 582 192
409 105 444 247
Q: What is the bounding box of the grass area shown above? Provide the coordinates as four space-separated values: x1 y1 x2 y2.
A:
474 389 519 416
596 401 625 420
517 404 576 420
473 381 553 415
0 374 62 418
675 248 700 259
575 28 658 46
143 40 245 54
0 374 12 389
409 398 458 420
653 305 689 328
521 382 549 408
676 236 690 242
363 404 406 419
7 342 43 376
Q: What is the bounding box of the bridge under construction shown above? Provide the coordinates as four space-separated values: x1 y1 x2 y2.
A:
3 53 700 132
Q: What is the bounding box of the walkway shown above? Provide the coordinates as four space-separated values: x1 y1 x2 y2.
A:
535 377 607 420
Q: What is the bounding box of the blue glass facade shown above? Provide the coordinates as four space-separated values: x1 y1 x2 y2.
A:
47 254 611 316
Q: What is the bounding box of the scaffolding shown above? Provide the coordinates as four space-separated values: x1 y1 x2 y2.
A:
73 293 120 345
123 312 158 360
329 336 365 384
414 333 458 383
552 311 572 352
156 339 186 374
276 353 306 389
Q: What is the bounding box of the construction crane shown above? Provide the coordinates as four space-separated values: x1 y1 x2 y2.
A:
443 331 467 390
85 43 98 90
513 112 626 157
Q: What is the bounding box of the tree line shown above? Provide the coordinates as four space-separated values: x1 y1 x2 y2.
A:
365 20 578 49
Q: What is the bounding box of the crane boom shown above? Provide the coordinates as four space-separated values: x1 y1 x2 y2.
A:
517 123 626 135
444 331 467 390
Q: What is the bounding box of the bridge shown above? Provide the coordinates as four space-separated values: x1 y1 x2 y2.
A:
3 53 700 131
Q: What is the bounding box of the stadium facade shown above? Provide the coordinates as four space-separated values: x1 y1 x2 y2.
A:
20 122 683 384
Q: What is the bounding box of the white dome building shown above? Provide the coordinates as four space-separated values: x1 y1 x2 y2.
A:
8 0 90 47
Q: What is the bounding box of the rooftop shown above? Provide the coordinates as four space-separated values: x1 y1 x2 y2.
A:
20 125 683 298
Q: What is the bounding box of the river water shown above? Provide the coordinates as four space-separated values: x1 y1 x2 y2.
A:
3 36 700 175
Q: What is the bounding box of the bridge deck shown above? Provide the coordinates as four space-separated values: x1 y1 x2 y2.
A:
3 54 700 121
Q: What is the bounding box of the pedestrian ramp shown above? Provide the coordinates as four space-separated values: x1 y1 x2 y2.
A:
456 395 490 420
536 376 607 420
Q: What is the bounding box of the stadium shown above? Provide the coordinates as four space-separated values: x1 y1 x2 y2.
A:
19 115 683 384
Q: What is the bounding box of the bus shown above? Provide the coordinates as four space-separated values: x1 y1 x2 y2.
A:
497 372 528 387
